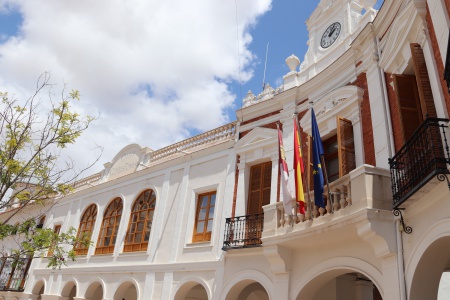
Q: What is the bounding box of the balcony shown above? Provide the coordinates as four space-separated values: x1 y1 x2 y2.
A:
223 165 392 249
389 118 450 208
222 213 264 250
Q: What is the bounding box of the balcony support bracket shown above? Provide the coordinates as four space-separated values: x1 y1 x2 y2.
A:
393 208 412 234
437 173 450 190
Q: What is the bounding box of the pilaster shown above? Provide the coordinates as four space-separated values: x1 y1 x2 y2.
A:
365 61 392 169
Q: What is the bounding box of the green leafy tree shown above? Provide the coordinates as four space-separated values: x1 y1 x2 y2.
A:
0 73 99 268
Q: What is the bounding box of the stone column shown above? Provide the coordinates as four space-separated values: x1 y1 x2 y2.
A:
263 245 291 300
355 279 374 300
365 52 393 169
270 153 279 205
235 157 247 216
349 111 364 168
41 295 67 300
272 273 290 300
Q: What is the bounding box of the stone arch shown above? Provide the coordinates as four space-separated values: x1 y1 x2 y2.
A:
31 280 45 300
407 219 450 300
61 280 77 300
173 277 210 300
220 270 272 300
292 256 383 300
113 279 138 300
85 280 105 300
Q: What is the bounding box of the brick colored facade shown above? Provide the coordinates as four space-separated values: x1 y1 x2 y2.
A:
426 4 450 117
239 121 280 139
240 110 281 126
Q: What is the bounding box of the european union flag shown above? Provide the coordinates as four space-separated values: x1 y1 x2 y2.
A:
311 108 325 208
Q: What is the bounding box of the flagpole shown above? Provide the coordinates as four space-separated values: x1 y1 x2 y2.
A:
295 113 313 220
320 155 333 213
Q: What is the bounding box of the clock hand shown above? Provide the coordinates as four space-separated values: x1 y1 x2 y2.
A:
328 28 336 37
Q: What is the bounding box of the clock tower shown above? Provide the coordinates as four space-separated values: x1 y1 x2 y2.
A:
284 0 377 87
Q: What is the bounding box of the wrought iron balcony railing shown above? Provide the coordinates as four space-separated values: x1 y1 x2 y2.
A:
389 117 450 208
222 213 264 250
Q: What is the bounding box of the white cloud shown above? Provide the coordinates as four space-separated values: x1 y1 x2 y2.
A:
0 0 272 174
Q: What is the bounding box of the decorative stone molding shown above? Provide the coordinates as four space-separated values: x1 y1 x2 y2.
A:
301 85 364 134
286 54 300 72
263 245 292 274
104 144 143 181
241 84 284 108
243 90 256 108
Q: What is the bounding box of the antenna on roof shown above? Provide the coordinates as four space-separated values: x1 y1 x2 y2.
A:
262 42 269 91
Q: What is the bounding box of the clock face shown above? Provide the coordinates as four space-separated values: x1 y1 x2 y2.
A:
320 22 341 49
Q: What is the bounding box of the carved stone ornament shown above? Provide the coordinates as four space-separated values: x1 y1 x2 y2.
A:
286 54 300 72
106 144 142 181
316 97 346 116
260 84 275 101
242 85 284 108
243 90 256 107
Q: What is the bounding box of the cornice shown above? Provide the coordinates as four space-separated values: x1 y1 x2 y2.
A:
56 140 235 202
32 259 224 275
378 1 425 73
298 49 359 101
373 0 404 39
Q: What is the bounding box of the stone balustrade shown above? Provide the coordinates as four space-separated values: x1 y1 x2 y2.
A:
262 164 392 237
72 172 102 189
70 122 236 189
149 122 237 161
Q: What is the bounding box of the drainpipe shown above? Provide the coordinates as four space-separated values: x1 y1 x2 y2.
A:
396 219 408 300
375 35 395 158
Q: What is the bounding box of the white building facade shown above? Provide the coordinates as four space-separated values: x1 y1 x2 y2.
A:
1 0 450 299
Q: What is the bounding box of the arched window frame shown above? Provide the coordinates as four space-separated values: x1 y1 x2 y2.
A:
124 189 156 252
95 198 123 255
74 204 97 255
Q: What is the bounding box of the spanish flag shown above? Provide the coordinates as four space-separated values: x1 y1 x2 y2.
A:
293 117 305 214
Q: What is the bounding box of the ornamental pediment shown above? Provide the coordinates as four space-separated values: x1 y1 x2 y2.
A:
301 85 363 135
235 127 277 154
103 144 151 181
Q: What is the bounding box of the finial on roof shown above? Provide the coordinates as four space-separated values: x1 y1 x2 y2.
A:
286 54 300 72
243 90 256 107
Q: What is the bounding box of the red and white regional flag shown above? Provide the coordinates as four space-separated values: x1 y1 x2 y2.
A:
278 125 293 215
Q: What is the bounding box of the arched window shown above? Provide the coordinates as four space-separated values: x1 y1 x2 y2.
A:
124 189 156 252
95 198 123 254
36 216 45 228
74 204 97 255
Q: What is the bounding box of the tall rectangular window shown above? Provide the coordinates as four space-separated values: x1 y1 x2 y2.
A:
247 162 272 215
47 225 61 256
193 192 216 243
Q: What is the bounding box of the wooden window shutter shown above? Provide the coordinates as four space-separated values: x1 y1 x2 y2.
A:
248 164 262 215
262 163 271 207
337 117 356 177
393 74 423 143
247 162 272 215
410 43 437 119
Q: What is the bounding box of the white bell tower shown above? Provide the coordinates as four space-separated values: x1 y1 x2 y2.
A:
283 0 377 88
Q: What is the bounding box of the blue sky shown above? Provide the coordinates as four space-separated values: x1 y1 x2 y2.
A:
231 0 384 112
0 0 383 173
